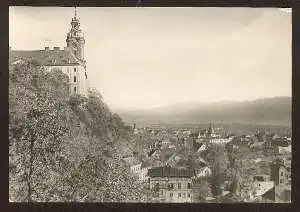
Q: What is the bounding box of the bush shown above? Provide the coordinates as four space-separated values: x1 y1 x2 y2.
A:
9 61 147 202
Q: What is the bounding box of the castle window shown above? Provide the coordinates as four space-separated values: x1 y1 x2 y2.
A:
74 68 76 72
178 193 181 198
85 72 87 79
280 179 284 184
183 193 186 198
170 192 173 197
178 183 181 189
281 171 284 177
187 183 191 189
188 193 190 198
74 87 76 93
74 76 77 82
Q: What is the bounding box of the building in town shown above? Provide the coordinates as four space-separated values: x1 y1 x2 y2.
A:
148 166 195 203
250 160 291 202
194 166 212 178
270 160 291 186
9 8 89 97
195 122 232 145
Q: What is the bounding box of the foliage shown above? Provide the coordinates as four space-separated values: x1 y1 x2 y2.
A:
9 61 147 202
202 144 229 197
225 144 262 200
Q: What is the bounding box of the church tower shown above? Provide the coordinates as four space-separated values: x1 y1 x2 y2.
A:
208 122 214 135
66 7 85 63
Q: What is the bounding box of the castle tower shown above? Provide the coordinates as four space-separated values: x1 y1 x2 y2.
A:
66 7 88 97
10 6 89 97
66 7 85 63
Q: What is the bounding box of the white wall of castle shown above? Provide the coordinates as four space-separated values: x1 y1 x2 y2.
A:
44 65 88 97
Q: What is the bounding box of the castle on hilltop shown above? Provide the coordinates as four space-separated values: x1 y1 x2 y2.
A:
9 8 89 97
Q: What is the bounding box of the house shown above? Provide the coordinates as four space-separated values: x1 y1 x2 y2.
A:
139 161 152 181
123 156 154 182
256 160 292 202
168 144 176 149
133 128 139 135
252 158 262 164
253 181 275 197
195 123 232 145
194 156 209 167
258 183 291 202
209 137 232 144
278 144 292 154
182 130 191 136
148 166 195 203
123 156 142 175
164 152 178 167
130 163 142 175
9 9 88 97
275 184 291 202
197 130 208 138
161 139 172 148
270 161 291 186
196 143 207 152
184 137 194 149
194 166 211 178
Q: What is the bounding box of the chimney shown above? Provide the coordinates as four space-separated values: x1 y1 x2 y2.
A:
53 46 60 50
45 47 49 50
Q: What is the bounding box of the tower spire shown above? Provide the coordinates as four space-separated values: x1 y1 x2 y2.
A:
67 5 85 61
208 121 214 135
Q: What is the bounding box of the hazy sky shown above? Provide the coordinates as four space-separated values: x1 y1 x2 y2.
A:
9 7 292 110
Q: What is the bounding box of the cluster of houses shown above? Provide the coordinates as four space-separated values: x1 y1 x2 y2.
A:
124 123 291 203
249 159 291 202
229 130 292 155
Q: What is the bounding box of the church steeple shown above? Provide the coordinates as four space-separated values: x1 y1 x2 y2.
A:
208 122 214 135
66 7 85 62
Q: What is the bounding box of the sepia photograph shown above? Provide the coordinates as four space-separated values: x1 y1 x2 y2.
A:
9 7 292 203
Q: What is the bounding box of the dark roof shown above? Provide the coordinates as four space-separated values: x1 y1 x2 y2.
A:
253 175 265 182
190 133 198 138
148 166 195 178
9 48 80 66
261 186 275 201
141 160 153 169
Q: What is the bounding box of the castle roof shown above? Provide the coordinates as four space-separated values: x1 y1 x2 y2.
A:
9 48 81 66
148 166 195 178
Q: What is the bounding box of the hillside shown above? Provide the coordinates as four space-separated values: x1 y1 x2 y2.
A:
116 97 292 127
8 60 147 202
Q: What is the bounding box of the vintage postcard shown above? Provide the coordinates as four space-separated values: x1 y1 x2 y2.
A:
9 7 291 203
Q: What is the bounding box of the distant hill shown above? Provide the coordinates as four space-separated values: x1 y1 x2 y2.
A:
115 97 292 127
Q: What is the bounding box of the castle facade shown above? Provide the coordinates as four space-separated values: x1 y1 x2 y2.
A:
9 9 88 97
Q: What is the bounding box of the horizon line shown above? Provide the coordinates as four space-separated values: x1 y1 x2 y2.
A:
110 95 292 111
